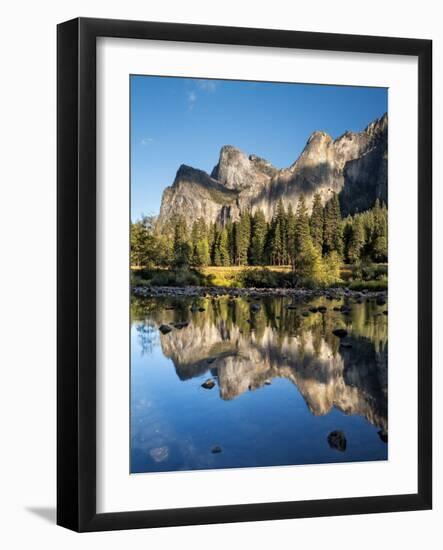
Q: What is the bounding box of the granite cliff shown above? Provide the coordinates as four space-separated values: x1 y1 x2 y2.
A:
157 113 387 228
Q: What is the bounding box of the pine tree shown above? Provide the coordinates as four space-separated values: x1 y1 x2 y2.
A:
250 209 267 265
267 220 277 265
130 221 148 267
358 199 388 262
208 222 217 264
234 211 251 265
190 218 210 266
269 200 287 265
286 203 296 269
225 219 235 265
196 237 210 266
372 200 388 262
373 233 387 262
190 220 201 266
347 216 365 264
213 225 231 266
218 228 230 266
294 195 311 259
130 215 161 268
172 215 191 268
310 192 324 252
212 226 221 265
323 192 343 256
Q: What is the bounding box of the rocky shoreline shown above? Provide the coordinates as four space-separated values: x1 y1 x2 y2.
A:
133 285 387 301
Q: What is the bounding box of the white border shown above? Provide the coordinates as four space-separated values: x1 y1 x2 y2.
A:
97 37 418 514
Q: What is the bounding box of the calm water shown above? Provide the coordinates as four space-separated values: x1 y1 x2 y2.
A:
131 293 388 473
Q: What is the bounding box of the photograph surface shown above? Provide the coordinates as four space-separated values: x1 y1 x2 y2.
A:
130 76 388 474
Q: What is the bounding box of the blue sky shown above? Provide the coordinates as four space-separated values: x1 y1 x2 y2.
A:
131 76 387 220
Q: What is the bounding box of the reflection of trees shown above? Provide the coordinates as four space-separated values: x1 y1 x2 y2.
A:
131 295 388 432
135 321 158 356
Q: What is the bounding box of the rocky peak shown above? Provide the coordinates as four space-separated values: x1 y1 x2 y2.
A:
156 113 388 229
364 112 388 137
157 163 240 230
211 145 276 190
306 130 333 145
248 154 278 177
173 164 217 188
289 130 334 171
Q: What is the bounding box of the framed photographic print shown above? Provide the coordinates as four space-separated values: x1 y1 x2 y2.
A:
57 17 432 531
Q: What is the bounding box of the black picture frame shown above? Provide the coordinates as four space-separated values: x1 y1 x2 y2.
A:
57 17 432 532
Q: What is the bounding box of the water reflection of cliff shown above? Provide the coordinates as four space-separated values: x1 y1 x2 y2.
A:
133 296 388 433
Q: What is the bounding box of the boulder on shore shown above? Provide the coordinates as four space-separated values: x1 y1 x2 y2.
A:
159 324 173 334
332 328 348 338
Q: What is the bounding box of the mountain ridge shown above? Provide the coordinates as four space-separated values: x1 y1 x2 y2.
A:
156 113 387 229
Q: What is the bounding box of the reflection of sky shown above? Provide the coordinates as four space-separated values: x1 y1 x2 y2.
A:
130 302 388 474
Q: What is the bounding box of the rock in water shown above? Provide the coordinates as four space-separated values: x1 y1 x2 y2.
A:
332 328 348 338
327 431 347 452
340 341 353 348
174 321 189 329
211 445 222 454
159 324 172 334
201 379 215 389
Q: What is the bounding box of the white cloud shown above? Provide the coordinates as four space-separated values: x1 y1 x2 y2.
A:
187 90 197 110
186 80 217 110
141 137 154 146
196 79 218 93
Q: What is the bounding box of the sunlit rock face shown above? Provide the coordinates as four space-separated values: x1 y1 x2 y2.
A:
157 164 241 228
156 114 388 229
154 300 388 433
211 145 278 191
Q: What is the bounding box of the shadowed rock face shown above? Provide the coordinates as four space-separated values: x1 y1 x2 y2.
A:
156 114 388 228
147 297 388 433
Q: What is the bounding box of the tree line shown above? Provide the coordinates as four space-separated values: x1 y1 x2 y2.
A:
131 193 387 274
